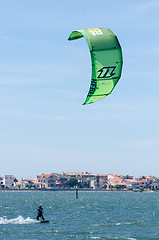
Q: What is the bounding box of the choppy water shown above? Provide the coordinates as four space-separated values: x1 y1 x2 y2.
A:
0 191 159 239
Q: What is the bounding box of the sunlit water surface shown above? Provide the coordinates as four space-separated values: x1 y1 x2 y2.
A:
0 191 159 239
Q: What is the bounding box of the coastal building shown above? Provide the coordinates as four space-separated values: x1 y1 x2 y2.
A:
55 175 68 188
64 172 95 188
21 179 40 189
137 176 155 189
121 175 134 180
3 175 17 189
15 181 22 189
108 174 123 180
63 172 76 178
109 177 127 189
124 179 140 190
91 175 108 189
78 172 95 188
36 173 56 188
149 178 159 190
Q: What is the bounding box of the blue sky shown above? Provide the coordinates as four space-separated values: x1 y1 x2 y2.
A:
0 0 159 179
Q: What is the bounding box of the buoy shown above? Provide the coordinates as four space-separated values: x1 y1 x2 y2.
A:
76 187 78 199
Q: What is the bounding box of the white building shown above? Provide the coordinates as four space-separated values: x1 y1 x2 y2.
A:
21 179 40 189
3 175 16 189
124 179 140 189
149 178 159 190
36 174 56 188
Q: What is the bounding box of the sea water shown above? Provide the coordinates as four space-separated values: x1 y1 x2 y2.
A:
0 191 159 240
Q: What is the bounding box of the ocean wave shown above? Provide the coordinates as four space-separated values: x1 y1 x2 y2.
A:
0 215 37 224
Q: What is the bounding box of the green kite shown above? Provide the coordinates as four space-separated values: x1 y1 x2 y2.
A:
68 28 123 104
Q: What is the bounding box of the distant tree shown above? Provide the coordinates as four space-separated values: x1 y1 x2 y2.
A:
114 185 120 189
102 181 107 189
77 181 83 188
96 175 100 189
82 182 90 188
67 178 78 188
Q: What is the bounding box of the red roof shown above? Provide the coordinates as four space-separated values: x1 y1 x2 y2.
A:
37 174 54 179
110 178 127 186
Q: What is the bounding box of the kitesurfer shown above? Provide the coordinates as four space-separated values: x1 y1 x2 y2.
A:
37 204 45 221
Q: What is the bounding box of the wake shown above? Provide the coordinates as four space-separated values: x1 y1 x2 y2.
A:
0 215 37 224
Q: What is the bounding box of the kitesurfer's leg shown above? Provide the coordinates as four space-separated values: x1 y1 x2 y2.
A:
41 215 45 221
36 213 41 221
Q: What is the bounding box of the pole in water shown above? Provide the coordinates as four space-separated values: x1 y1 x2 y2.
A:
76 187 78 199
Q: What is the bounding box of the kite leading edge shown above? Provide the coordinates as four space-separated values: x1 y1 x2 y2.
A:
68 28 123 105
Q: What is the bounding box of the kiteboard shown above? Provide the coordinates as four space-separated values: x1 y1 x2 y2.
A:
40 220 50 223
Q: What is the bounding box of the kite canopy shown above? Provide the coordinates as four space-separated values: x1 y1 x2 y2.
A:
68 28 123 104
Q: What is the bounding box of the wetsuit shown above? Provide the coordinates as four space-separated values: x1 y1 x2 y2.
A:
37 206 45 221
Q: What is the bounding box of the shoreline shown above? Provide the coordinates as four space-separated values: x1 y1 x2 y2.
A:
0 188 156 192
